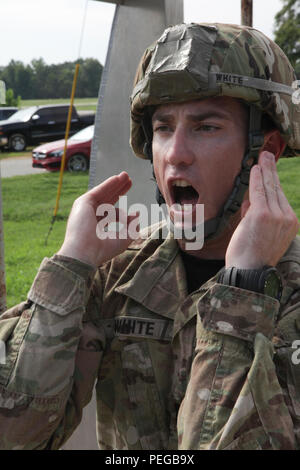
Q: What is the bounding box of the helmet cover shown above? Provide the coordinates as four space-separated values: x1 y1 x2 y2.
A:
130 23 300 158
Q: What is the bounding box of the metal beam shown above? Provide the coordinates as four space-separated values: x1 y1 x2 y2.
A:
88 0 184 210
241 0 253 26
61 0 183 450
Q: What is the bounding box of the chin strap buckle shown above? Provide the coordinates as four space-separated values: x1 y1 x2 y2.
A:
246 131 265 161
205 106 264 237
249 131 265 150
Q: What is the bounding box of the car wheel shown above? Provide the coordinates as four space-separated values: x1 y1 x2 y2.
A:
67 154 88 172
9 133 27 152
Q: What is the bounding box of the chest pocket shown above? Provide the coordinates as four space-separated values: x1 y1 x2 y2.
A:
101 303 175 450
121 340 173 449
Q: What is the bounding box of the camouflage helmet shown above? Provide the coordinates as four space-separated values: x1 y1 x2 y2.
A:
130 22 300 159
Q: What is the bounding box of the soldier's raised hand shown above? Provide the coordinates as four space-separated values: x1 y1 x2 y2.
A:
58 172 139 267
225 151 299 269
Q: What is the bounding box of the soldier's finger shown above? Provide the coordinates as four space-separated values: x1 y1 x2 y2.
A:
241 199 250 218
87 172 132 207
259 152 281 213
248 164 268 209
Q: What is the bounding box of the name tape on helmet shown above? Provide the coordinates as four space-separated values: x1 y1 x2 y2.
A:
209 72 294 96
131 72 295 104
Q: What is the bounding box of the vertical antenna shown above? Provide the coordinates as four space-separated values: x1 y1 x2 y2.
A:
45 0 89 245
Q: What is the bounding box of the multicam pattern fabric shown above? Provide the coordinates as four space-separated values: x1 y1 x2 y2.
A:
130 23 300 158
0 225 300 450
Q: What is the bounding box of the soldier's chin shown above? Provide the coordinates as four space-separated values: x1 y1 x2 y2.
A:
169 203 199 228
167 203 204 248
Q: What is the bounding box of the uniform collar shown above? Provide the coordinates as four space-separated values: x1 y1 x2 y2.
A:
115 228 185 319
114 225 223 337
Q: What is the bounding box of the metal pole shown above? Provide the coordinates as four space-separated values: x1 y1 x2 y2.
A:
241 0 253 26
44 63 80 245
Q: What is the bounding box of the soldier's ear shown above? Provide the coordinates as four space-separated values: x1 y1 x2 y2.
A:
260 129 286 162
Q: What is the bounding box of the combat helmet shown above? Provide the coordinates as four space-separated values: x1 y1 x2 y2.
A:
130 23 300 239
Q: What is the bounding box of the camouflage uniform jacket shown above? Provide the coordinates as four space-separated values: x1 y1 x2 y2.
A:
0 225 300 450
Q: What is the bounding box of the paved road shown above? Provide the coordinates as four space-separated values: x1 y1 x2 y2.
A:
0 156 47 178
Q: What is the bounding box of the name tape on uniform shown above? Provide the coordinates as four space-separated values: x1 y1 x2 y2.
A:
102 316 173 341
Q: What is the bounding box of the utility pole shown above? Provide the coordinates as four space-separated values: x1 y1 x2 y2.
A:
241 0 253 26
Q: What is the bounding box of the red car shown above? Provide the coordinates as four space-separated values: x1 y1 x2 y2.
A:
32 125 94 172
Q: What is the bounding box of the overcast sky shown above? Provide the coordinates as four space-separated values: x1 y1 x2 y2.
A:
0 0 283 67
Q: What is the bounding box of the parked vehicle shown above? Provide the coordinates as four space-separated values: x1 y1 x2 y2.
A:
0 107 18 121
0 105 95 152
32 124 94 172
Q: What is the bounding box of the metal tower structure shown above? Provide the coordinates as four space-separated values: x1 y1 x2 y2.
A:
62 0 183 449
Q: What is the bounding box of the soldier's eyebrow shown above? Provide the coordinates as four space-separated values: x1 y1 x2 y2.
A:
186 110 232 121
152 109 232 124
152 112 173 124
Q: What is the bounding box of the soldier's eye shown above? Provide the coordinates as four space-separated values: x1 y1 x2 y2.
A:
153 125 171 133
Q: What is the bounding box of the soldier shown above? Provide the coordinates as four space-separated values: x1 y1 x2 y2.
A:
0 23 300 450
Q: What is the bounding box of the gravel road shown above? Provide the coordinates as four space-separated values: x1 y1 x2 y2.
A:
0 156 47 178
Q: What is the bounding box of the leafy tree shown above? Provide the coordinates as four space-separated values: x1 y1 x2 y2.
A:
274 0 300 76
0 60 33 99
76 58 103 97
31 58 49 99
5 88 21 107
0 58 103 99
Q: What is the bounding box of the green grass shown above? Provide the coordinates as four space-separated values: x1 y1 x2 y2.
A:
0 149 33 160
20 97 98 111
1 157 300 309
277 157 300 217
2 172 89 308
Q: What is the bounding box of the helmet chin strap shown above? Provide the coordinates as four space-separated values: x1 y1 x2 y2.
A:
203 105 264 240
144 105 264 242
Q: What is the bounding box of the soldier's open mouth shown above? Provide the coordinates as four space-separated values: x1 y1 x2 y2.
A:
173 185 199 207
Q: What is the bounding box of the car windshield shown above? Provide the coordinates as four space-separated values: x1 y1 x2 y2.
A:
7 106 37 122
69 125 94 141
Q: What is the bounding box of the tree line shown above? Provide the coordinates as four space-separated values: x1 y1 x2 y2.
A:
274 0 299 77
0 0 298 104
0 57 103 101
